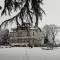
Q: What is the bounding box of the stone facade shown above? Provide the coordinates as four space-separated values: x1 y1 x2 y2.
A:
9 27 44 46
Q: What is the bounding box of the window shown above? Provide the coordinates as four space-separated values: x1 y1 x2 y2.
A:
33 32 34 36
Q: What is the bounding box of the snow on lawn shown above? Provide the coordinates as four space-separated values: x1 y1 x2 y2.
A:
0 47 60 60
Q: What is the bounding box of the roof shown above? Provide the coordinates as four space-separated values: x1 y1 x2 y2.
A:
11 23 39 31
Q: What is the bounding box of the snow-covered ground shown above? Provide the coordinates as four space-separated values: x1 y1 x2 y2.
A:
0 47 60 60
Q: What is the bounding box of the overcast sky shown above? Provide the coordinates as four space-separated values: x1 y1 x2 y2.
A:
0 0 60 29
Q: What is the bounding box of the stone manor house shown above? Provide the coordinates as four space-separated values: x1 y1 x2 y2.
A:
9 23 44 47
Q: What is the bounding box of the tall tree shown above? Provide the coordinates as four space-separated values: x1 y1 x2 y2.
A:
0 0 45 29
43 24 60 46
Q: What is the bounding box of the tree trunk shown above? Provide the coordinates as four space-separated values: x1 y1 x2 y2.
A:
16 19 20 30
35 15 38 27
52 34 56 46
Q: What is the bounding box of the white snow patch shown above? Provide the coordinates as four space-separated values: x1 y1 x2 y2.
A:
0 47 60 60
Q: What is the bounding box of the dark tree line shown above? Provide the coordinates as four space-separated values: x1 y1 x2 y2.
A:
0 29 9 45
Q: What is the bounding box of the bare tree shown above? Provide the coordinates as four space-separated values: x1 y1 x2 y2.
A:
0 0 45 30
49 24 60 46
43 25 51 44
43 24 60 47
